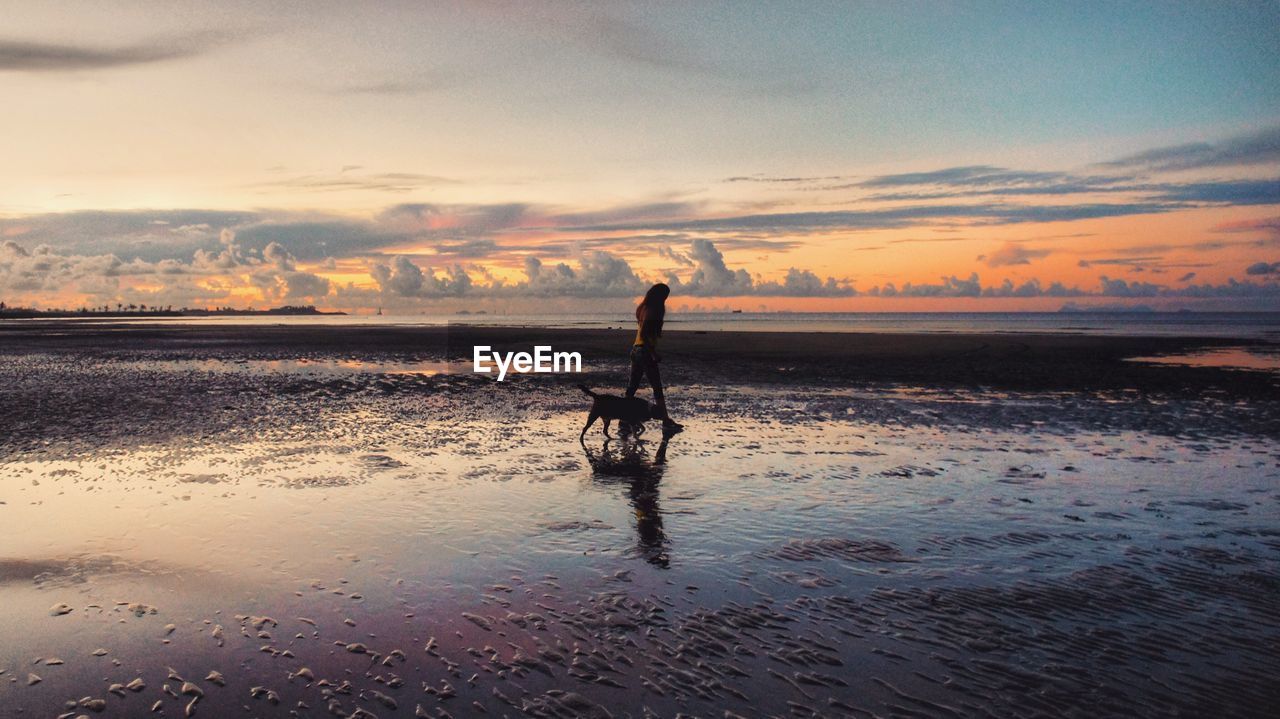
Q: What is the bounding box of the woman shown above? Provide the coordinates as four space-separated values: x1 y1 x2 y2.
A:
626 283 682 430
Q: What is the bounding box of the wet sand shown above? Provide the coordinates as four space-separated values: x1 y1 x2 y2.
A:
3 320 1279 396
1 322 1278 717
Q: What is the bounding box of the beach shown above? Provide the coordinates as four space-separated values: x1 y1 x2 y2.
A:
1 322 1278 718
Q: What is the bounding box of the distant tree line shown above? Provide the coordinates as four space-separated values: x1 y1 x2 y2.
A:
0 302 343 318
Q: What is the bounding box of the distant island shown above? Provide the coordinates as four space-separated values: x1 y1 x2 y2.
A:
1058 303 1155 313
0 303 345 319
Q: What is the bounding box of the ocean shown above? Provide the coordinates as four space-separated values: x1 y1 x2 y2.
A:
28 311 1280 340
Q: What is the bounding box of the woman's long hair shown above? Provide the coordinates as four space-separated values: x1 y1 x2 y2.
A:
637 283 670 335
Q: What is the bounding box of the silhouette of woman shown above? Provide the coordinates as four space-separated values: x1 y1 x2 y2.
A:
627 283 682 430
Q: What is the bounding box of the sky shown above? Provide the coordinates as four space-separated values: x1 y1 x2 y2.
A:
1 0 1279 313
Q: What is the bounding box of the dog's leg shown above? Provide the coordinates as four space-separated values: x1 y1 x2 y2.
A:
581 410 598 440
603 418 612 438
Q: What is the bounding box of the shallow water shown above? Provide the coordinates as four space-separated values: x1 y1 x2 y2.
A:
1126 346 1280 372
1 357 1278 718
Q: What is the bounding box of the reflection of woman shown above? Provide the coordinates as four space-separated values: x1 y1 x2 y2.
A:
581 430 675 568
627 283 682 430
629 473 668 568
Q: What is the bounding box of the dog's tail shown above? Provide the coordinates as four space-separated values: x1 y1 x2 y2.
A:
576 384 598 397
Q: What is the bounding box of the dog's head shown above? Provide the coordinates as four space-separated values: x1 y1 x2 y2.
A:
648 402 664 420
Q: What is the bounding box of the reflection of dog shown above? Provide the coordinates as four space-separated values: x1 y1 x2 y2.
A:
578 385 662 439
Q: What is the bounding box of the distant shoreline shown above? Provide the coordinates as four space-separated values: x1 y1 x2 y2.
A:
0 305 346 319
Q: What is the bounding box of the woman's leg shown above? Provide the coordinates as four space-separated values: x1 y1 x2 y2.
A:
625 347 646 398
644 355 664 405
643 355 680 426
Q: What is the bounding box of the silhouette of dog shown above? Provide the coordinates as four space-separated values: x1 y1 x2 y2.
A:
577 384 662 439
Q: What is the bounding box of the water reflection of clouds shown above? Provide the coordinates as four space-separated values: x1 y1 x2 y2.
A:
1125 346 1280 372
582 429 676 569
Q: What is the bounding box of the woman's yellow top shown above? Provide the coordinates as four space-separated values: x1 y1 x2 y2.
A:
634 305 658 348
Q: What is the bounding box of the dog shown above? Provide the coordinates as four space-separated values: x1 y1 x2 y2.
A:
578 384 662 439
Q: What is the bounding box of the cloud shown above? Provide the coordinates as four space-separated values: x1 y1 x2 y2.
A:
1153 179 1280 205
5 176 1273 277
1079 256 1163 268
546 202 701 228
262 242 293 272
365 238 851 300
249 171 457 194
657 244 693 266
0 238 206 296
805 133 1280 203
1096 273 1280 296
1174 278 1280 297
252 242 331 300
989 278 1081 297
370 252 643 299
0 209 254 262
0 32 233 72
1100 125 1280 172
327 71 461 96
871 274 981 298
433 239 500 259
2 161 1277 309
857 165 1075 189
1211 216 1280 235
7 226 1279 309
674 239 754 295
522 252 647 297
378 202 532 235
0 233 333 308
857 176 1279 205
193 228 246 270
752 268 852 297
585 176 1278 234
228 220 416 262
864 183 1122 201
370 256 473 298
584 202 1184 234
724 175 849 185
1099 276 1161 297
861 272 1280 300
1078 254 1213 276
982 242 1051 267
2 240 30 258
0 203 796 275
0 209 433 265
560 234 801 255
668 239 852 297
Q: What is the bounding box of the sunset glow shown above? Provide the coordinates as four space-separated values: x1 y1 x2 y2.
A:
1 1 1277 312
